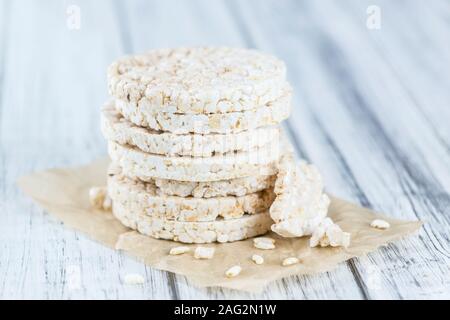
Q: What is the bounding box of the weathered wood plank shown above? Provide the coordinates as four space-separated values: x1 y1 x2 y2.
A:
229 0 449 298
0 0 174 299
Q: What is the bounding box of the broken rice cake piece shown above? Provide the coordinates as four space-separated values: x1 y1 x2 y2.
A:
270 152 351 248
310 218 351 248
269 152 329 237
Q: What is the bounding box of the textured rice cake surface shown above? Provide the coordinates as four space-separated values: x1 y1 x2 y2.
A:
269 152 330 237
107 172 275 222
108 163 276 198
108 140 280 182
112 202 272 243
154 174 276 198
108 47 289 114
101 103 281 157
114 93 291 134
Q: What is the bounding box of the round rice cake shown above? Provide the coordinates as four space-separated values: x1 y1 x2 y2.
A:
108 140 280 182
154 174 276 198
114 92 291 134
107 172 275 222
108 47 289 114
108 162 276 198
112 202 273 243
101 102 281 157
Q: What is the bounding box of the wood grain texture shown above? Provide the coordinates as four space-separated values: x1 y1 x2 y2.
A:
0 0 448 299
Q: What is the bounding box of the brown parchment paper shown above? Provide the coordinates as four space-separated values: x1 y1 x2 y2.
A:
17 158 422 293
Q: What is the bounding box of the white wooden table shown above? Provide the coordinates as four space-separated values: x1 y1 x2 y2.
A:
1 0 449 299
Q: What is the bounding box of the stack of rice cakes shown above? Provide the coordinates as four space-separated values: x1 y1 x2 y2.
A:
102 47 292 243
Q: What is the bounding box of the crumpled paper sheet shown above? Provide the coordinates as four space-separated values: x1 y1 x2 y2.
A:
17 158 422 293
